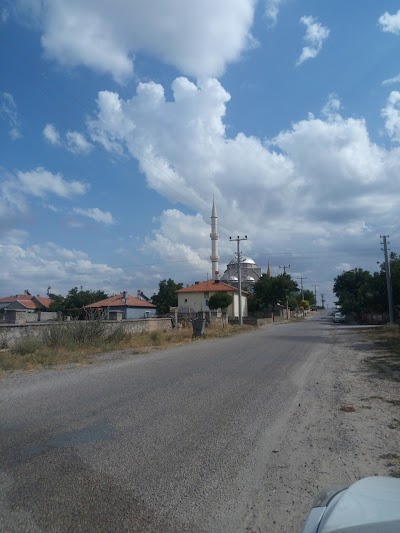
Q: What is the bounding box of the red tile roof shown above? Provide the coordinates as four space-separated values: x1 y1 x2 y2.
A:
0 294 53 309
85 294 156 309
176 280 238 293
0 294 33 303
15 300 37 309
34 297 53 308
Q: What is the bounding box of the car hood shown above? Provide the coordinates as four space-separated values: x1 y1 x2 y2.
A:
316 477 400 532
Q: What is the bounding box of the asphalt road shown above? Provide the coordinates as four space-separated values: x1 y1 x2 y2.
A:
1 315 335 532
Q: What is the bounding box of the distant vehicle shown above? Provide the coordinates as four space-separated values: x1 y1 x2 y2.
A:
333 312 346 323
301 476 400 532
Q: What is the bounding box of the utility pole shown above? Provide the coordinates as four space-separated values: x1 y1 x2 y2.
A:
297 276 307 301
321 293 325 309
229 235 247 326
313 284 318 307
279 264 290 274
381 235 394 324
279 265 291 319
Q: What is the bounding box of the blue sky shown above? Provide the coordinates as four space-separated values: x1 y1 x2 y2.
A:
2 0 400 306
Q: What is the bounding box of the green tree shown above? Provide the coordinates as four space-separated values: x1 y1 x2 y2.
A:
151 278 183 314
254 274 298 317
299 299 310 310
333 268 374 316
208 292 233 311
302 289 316 306
49 287 109 317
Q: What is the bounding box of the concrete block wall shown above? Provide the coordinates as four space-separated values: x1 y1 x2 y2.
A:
0 318 173 348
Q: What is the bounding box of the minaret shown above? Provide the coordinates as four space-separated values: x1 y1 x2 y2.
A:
210 199 219 280
267 260 272 278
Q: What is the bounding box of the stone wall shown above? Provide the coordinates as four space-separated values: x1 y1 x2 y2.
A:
0 318 173 348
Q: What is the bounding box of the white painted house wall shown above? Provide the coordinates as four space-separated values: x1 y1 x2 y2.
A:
178 291 248 319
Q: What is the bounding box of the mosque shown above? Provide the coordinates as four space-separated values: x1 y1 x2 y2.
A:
210 200 270 291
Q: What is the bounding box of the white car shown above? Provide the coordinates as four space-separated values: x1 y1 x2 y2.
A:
333 312 346 323
302 476 400 532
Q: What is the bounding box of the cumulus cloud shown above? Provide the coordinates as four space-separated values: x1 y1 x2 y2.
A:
297 15 330 66
0 92 22 140
382 91 400 142
43 123 93 154
16 167 88 198
0 238 133 296
1 166 88 229
65 131 93 154
379 10 400 34
73 207 115 225
86 76 400 298
43 123 61 145
16 0 256 81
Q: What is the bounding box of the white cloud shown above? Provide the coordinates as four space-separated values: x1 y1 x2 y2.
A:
65 131 93 154
265 0 283 27
0 92 22 140
0 238 133 296
379 10 400 34
382 74 400 86
321 93 341 119
297 15 330 66
86 76 400 302
43 123 61 145
16 167 88 198
73 207 115 225
382 91 400 142
43 123 93 154
17 0 256 81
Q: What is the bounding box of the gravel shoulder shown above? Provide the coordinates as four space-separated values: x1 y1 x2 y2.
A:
244 322 400 532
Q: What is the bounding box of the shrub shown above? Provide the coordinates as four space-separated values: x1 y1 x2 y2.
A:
149 331 161 344
11 336 42 355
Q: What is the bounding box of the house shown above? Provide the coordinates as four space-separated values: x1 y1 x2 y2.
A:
0 294 53 311
85 291 157 319
176 280 248 319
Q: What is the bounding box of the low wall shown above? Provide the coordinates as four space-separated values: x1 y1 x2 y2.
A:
0 318 173 348
228 315 289 326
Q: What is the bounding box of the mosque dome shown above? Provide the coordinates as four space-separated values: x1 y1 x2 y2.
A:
241 257 256 265
229 275 238 281
228 257 256 266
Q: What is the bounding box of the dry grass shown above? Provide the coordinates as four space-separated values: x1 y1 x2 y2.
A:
0 323 253 374
364 324 400 381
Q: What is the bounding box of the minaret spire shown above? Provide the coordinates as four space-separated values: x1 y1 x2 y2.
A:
210 198 219 280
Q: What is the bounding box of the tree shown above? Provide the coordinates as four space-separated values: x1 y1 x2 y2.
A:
208 292 233 311
254 273 298 317
302 289 316 306
49 287 109 317
299 299 310 310
333 268 375 316
151 278 183 314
